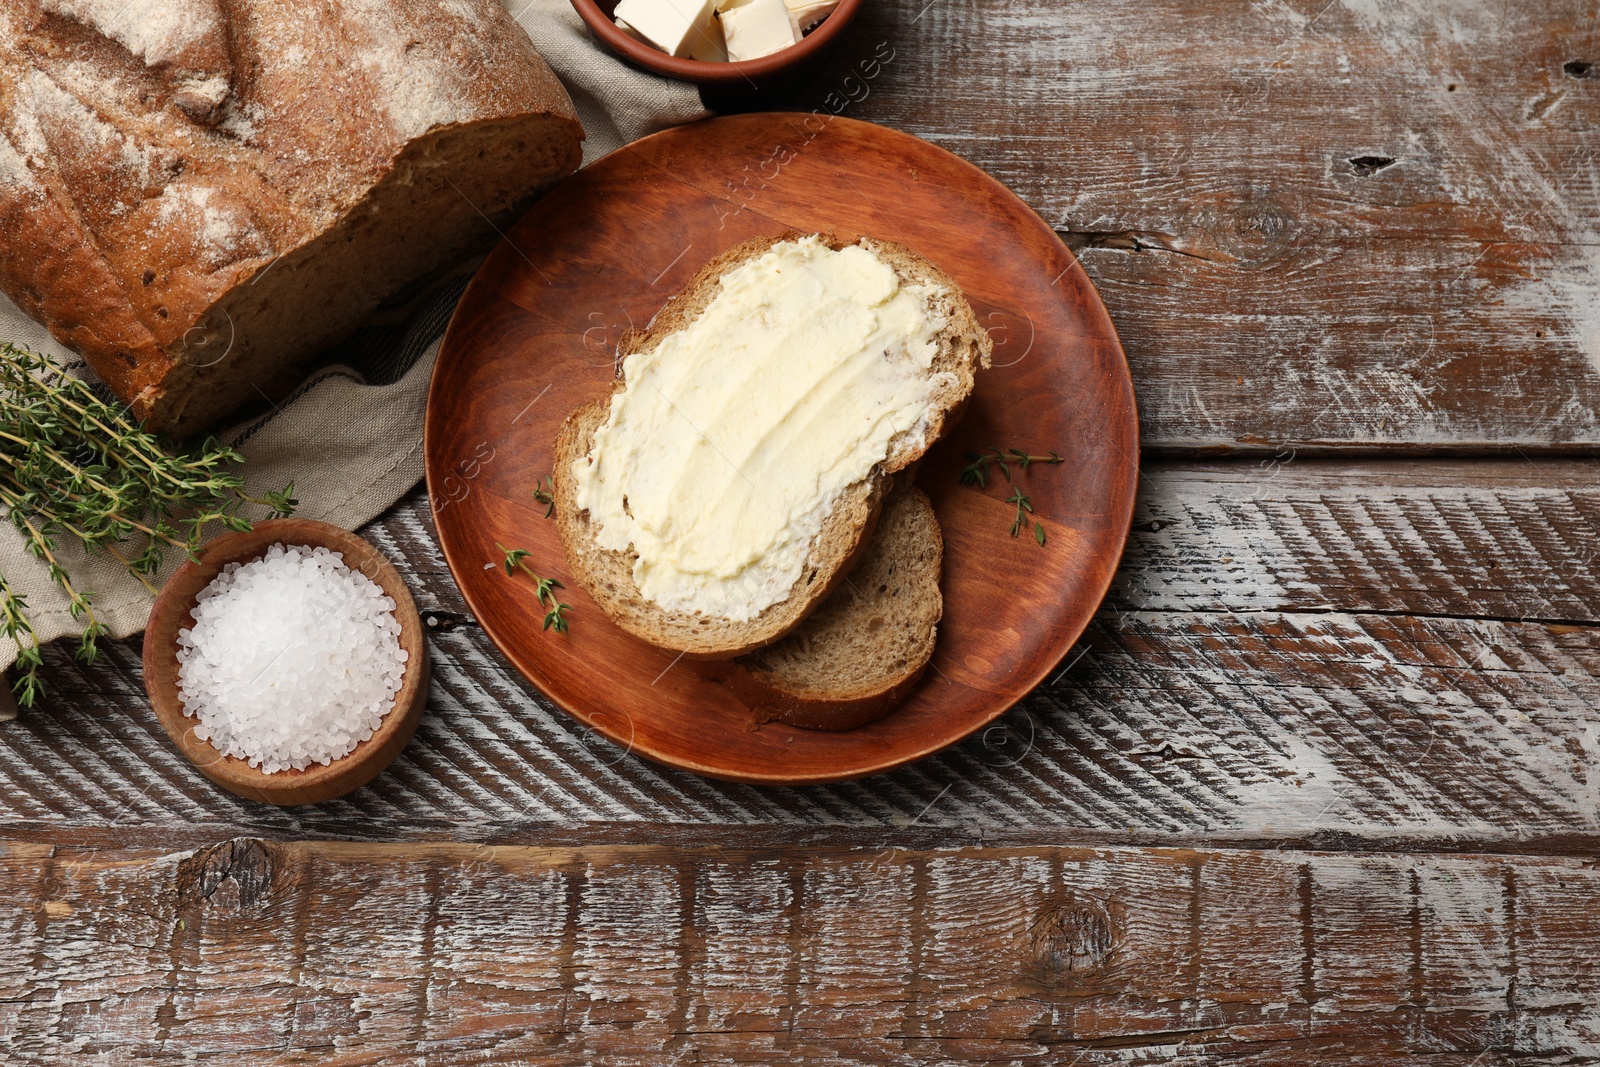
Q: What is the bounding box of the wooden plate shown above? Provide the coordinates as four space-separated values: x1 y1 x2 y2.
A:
425 113 1137 785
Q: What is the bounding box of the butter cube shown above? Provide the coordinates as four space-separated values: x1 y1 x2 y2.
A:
689 14 728 61
615 0 722 59
719 0 798 61
783 0 838 33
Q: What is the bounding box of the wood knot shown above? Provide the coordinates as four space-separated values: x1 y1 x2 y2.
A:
176 838 278 914
1029 894 1117 983
1179 192 1304 270
1348 155 1396 176
422 609 472 633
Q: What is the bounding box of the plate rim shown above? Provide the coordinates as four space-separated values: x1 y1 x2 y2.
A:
424 112 1139 785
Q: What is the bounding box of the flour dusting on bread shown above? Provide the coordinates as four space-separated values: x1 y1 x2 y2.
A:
0 0 584 432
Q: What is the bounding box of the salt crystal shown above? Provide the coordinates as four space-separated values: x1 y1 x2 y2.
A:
175 543 409 775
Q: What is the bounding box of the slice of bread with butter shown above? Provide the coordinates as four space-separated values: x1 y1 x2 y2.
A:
551 232 989 659
723 482 944 730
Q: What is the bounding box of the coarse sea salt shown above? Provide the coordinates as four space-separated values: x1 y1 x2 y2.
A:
175 542 408 774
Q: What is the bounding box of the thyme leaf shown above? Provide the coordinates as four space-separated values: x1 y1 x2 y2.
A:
964 443 1062 548
532 475 555 520
495 540 571 635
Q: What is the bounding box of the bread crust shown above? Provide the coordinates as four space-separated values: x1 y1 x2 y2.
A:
0 0 581 433
550 232 988 659
729 668 928 731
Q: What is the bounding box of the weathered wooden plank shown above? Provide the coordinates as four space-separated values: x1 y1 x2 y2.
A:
384 455 1600 625
1114 458 1600 622
6 594 1600 848
6 463 1600 847
2 839 1597 1064
0 842 48 1048
426 857 570 1056
691 860 795 1038
747 0 1600 449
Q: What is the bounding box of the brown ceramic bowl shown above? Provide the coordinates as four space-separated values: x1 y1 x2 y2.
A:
143 519 430 806
570 0 862 84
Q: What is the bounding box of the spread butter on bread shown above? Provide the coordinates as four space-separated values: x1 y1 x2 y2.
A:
551 232 989 658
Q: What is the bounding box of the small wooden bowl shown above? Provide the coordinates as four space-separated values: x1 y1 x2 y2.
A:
143 519 430 806
570 0 862 85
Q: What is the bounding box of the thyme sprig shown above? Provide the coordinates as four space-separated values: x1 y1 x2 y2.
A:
498 543 571 634
532 475 555 519
962 442 1061 547
1005 487 1047 546
959 447 1063 489
0 343 297 705
0 571 42 707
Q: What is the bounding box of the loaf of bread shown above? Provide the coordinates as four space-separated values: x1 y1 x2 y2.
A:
0 0 583 434
725 483 944 730
552 233 989 658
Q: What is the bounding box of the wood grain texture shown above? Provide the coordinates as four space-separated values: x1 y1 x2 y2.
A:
739 0 1600 451
5 460 1600 848
424 113 1138 783
10 6 1600 1056
1113 457 1600 622
2 838 1597 1064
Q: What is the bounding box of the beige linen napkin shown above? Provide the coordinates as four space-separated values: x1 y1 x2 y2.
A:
0 0 708 719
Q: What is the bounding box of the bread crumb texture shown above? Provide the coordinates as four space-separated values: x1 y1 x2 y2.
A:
731 483 944 730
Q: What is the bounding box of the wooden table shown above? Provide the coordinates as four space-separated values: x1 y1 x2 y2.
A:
5 2 1599 1062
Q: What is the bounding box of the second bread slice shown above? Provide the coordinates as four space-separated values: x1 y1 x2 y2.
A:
724 483 944 731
